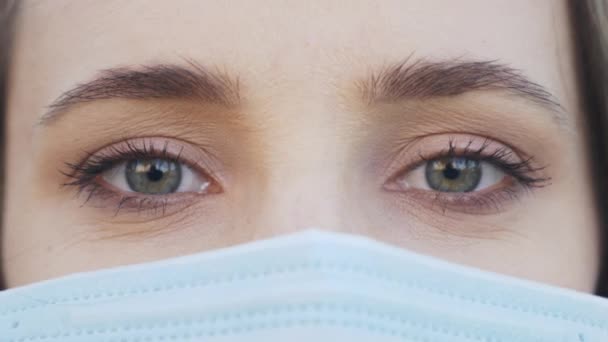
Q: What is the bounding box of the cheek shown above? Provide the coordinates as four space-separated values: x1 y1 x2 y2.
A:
340 172 599 293
512 188 600 292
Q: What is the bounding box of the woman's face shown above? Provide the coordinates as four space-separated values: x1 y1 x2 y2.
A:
2 0 599 291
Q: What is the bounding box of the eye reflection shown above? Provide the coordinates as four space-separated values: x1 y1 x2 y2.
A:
126 159 182 194
425 157 482 192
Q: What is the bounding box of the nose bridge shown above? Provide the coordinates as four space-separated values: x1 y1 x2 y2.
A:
267 160 343 235
250 94 346 238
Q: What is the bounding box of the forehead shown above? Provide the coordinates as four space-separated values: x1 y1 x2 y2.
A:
16 0 574 111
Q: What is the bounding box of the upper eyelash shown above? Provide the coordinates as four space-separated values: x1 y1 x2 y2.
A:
61 140 195 215
63 137 549 217
62 140 184 183
416 138 551 188
61 140 192 196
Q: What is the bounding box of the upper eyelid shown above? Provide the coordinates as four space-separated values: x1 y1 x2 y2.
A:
380 134 546 182
416 146 520 167
405 141 522 172
396 144 549 189
412 151 512 169
65 137 226 184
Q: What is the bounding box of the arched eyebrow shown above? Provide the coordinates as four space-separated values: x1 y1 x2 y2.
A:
40 60 240 125
358 58 566 124
40 58 566 126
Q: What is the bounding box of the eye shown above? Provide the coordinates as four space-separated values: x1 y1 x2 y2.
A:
402 157 506 193
102 158 210 195
382 136 550 215
62 138 225 217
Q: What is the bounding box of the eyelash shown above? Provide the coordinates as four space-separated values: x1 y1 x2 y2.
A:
62 136 549 217
419 138 549 187
62 140 213 216
390 138 550 214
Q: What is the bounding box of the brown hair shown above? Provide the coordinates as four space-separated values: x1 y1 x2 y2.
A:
0 0 15 289
0 1 607 294
570 0 608 296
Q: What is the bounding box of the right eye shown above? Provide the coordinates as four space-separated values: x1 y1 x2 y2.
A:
102 158 211 195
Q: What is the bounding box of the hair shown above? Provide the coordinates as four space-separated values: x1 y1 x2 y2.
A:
0 0 15 289
570 0 608 296
0 1 607 294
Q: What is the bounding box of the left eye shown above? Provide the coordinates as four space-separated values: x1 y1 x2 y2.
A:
397 157 506 193
102 158 210 195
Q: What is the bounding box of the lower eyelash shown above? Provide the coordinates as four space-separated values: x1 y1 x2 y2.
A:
67 177 167 215
415 181 527 215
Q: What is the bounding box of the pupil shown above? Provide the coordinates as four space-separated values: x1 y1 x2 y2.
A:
424 157 482 193
125 158 182 195
443 163 460 180
147 164 165 182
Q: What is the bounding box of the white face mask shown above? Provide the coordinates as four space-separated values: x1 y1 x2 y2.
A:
1 229 607 341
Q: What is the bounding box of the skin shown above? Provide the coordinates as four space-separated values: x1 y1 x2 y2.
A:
1 0 600 292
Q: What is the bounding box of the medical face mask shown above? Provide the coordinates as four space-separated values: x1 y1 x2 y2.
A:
1 230 607 342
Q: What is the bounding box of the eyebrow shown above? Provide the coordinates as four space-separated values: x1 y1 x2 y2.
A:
41 58 564 126
41 60 240 124
359 58 564 121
